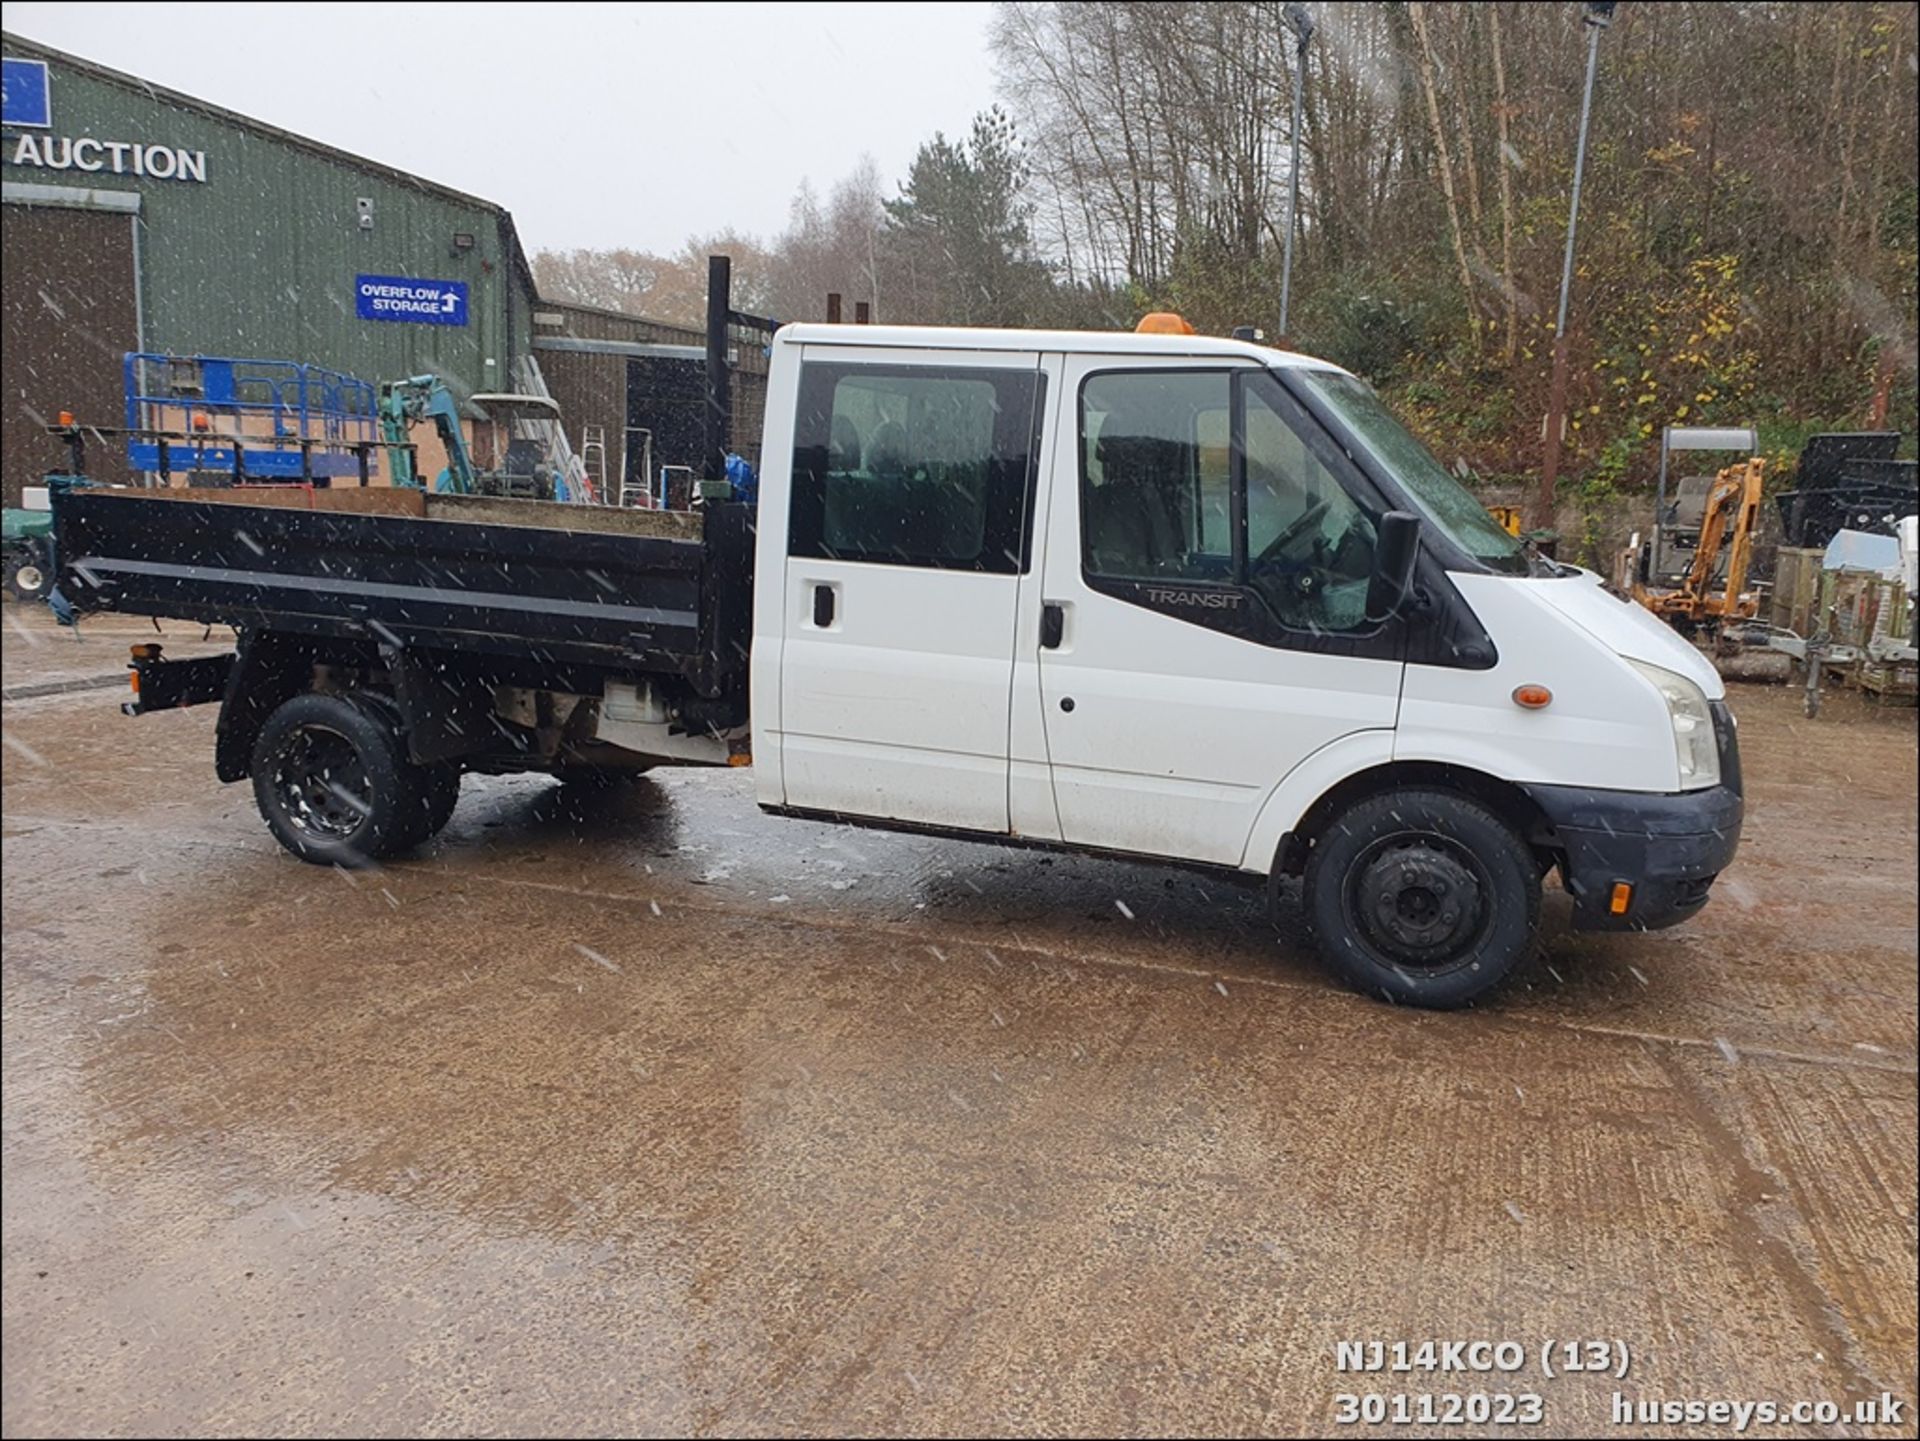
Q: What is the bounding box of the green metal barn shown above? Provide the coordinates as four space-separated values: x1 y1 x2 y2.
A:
1 31 539 505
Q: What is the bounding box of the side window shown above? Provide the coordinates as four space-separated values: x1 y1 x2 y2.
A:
790 363 1042 573
1078 368 1381 635
1080 371 1233 582
1243 377 1377 633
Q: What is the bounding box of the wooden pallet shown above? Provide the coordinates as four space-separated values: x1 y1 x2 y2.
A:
1857 661 1918 705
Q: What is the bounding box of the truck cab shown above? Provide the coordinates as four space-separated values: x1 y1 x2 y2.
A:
749 324 1742 1006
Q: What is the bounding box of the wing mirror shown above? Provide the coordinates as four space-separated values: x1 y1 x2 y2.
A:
1365 510 1422 623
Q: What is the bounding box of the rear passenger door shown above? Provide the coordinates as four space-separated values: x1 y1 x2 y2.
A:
778 345 1046 833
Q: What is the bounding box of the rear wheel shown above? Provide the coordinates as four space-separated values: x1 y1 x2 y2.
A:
396 762 462 848
250 692 413 866
345 693 463 851
1301 789 1540 1009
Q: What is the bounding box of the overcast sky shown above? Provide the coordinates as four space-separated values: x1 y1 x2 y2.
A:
5 1 999 255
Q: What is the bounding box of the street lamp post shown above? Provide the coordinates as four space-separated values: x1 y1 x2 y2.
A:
1533 0 1616 533
1278 1 1314 340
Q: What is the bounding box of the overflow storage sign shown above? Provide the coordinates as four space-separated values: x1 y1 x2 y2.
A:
356 275 468 326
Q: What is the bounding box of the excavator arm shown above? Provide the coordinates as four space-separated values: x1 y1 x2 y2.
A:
1679 457 1765 617
1713 456 1765 618
378 376 476 494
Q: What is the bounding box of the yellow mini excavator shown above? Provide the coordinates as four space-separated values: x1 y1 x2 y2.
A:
1624 455 1766 635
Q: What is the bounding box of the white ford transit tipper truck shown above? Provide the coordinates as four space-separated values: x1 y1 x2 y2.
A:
54 323 1743 1008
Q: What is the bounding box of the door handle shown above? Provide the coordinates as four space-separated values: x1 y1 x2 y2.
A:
1040 601 1064 649
812 584 836 628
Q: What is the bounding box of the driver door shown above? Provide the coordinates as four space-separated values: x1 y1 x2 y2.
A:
1033 358 1404 866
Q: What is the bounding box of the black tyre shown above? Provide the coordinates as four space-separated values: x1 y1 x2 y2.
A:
396 762 462 848
250 691 413 866
342 693 461 852
4 546 50 602
1301 788 1540 1009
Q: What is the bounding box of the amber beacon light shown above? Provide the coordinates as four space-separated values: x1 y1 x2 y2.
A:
1135 312 1196 335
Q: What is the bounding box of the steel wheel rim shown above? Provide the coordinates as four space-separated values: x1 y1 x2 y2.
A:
1342 831 1495 972
15 564 44 592
271 723 372 840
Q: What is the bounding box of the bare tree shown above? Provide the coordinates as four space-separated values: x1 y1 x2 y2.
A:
1489 3 1519 363
1408 2 1481 350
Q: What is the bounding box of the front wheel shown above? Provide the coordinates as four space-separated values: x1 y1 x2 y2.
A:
1301 789 1540 1009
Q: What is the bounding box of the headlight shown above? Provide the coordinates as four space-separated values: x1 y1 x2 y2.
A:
1627 659 1720 791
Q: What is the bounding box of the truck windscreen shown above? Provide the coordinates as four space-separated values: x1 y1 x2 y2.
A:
1292 370 1530 576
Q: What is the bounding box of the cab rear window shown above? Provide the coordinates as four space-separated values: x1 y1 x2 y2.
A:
790 362 1044 574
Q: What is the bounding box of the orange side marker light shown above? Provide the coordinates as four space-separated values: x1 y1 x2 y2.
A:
1512 684 1552 709
1609 883 1633 916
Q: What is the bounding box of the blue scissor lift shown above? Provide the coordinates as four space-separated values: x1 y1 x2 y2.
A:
122 353 386 486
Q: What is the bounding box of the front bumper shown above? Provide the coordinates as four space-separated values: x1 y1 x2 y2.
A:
1526 702 1744 932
